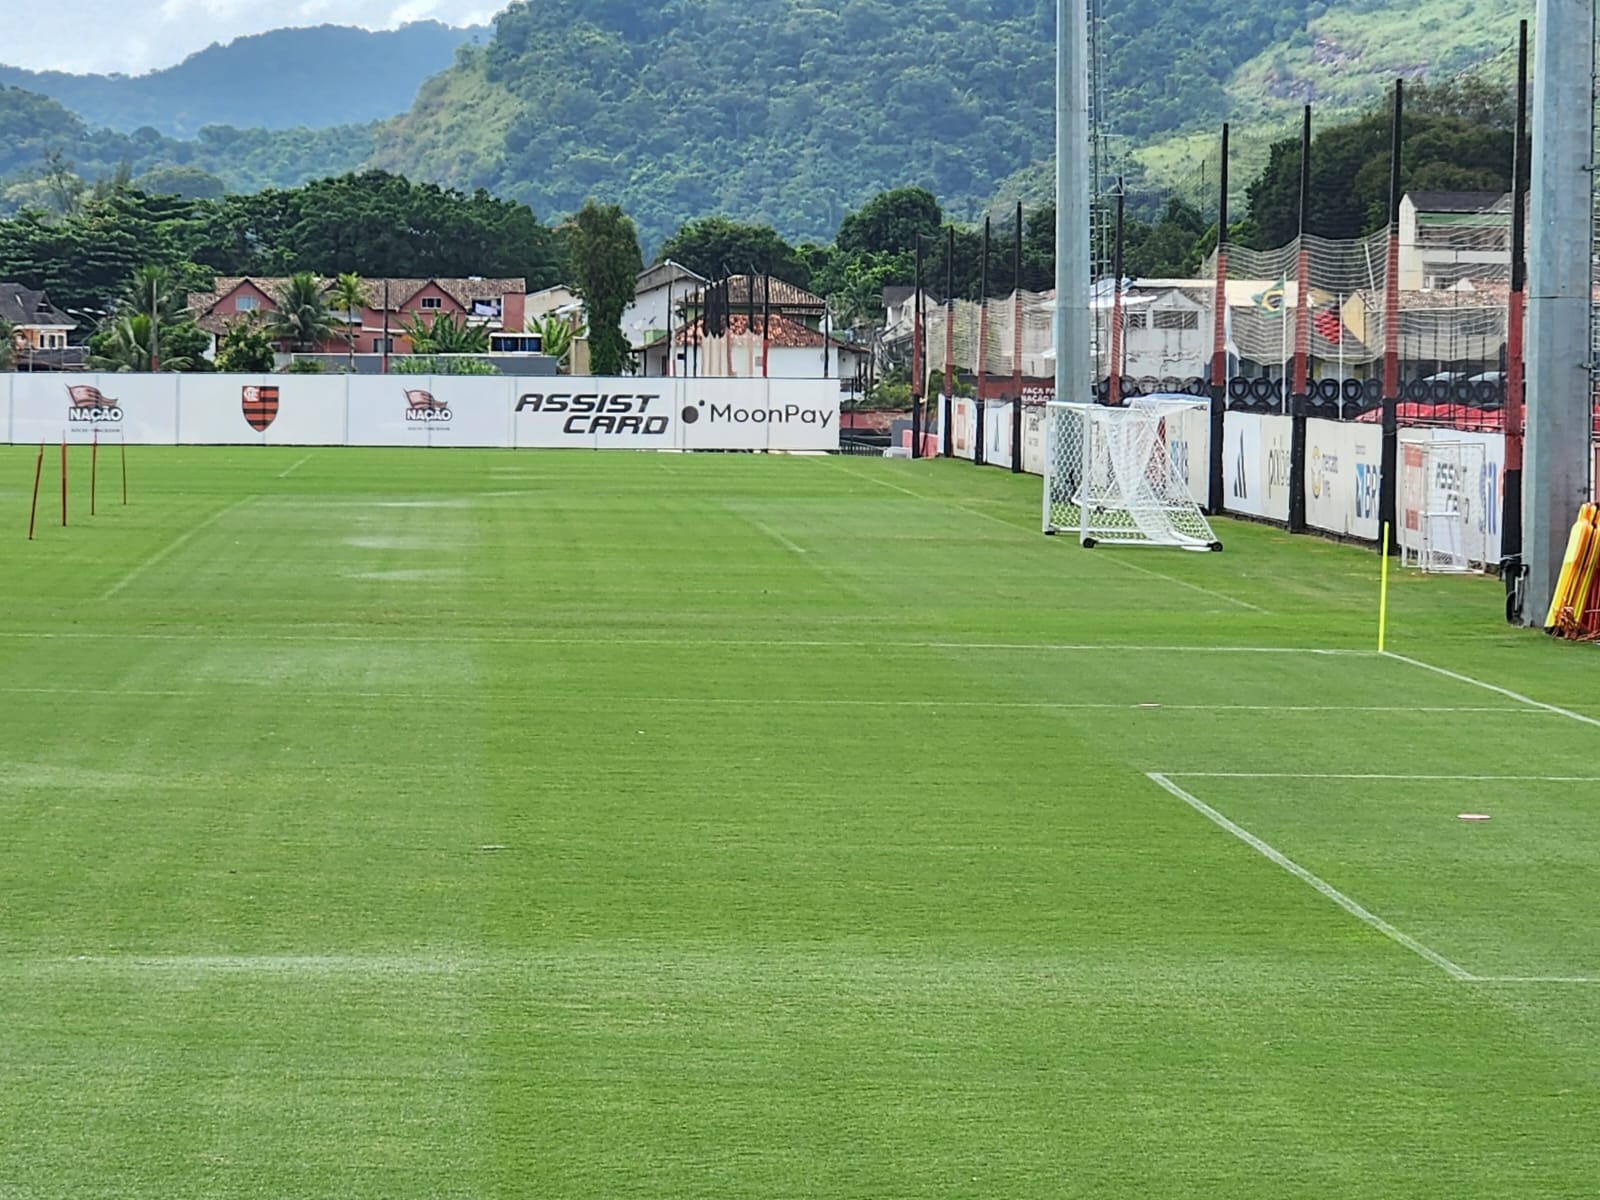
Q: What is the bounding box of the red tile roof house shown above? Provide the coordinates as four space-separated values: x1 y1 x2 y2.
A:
188 276 526 370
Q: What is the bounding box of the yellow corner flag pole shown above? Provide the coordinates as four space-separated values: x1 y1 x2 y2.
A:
1378 521 1392 653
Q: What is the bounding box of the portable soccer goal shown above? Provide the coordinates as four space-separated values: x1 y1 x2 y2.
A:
1043 397 1222 550
1400 438 1489 573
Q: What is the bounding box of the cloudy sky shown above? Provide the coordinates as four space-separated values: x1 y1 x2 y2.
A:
5 0 501 74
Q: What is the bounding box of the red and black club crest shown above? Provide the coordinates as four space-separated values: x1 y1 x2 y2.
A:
241 385 279 432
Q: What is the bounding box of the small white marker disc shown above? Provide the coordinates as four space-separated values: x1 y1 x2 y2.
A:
1457 814 1491 822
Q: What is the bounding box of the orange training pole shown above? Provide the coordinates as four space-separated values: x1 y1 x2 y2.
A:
60 435 67 527
120 435 127 505
91 430 98 517
27 441 44 540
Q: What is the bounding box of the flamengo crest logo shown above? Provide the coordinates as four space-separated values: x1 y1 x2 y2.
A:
66 385 122 423
241 385 279 432
405 389 452 422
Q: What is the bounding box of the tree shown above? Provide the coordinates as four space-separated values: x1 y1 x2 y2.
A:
530 312 582 372
401 311 491 354
215 316 277 372
835 188 943 258
266 272 336 352
89 313 205 372
0 318 17 370
657 217 809 287
567 200 641 376
329 272 366 370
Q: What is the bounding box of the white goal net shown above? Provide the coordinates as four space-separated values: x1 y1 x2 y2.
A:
1043 398 1222 550
1399 437 1489 572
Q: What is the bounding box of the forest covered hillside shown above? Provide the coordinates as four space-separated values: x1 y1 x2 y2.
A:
0 23 487 138
0 0 1526 246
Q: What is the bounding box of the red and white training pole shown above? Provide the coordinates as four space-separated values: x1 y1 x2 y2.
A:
120 433 128 506
91 429 98 516
27 441 44 540
60 434 67 527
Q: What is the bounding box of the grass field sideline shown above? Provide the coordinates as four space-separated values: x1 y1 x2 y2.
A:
3 447 1598 1198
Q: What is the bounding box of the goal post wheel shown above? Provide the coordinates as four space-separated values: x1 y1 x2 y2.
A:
1208 540 1224 552
1081 537 1098 548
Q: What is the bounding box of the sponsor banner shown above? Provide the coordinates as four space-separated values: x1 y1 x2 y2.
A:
1161 405 1213 509
679 378 838 452
948 397 977 460
1260 415 1291 522
1 375 840 451
1304 418 1383 540
1020 403 1046 475
1223 409 1265 518
983 400 1014 469
10 373 179 445
1396 427 1505 563
345 377 515 448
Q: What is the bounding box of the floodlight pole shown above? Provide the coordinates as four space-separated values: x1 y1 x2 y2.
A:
1054 0 1091 408
1524 0 1596 625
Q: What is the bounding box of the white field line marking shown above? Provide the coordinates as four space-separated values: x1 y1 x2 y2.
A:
1147 772 1477 981
0 686 1537 715
100 495 258 601
277 453 313 478
10 953 475 976
750 518 809 555
821 458 1268 614
1471 976 1600 985
1169 772 1600 782
1383 651 1600 730
0 631 1372 653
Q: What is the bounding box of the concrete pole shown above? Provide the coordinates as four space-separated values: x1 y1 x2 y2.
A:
1055 0 1090 406
1524 0 1595 625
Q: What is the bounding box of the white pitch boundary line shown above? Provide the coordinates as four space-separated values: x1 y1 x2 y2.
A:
1147 772 1478 981
820 458 1269 615
1383 651 1600 730
0 630 1367 653
0 686 1541 715
1155 771 1600 985
1169 771 1600 782
277 453 313 479
99 495 258 601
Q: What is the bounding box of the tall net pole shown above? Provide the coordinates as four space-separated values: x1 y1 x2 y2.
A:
1524 0 1596 625
1054 0 1091 408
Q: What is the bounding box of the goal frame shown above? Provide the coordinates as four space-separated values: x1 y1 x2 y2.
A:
1042 397 1223 551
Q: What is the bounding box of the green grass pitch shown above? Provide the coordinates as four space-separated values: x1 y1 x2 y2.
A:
3 445 1599 1198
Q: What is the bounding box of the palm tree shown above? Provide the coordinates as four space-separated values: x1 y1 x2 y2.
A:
530 313 583 373
329 272 366 372
401 311 490 356
118 265 187 371
89 314 194 373
266 272 337 356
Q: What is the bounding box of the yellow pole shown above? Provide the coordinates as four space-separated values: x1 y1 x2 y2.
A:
1378 521 1391 653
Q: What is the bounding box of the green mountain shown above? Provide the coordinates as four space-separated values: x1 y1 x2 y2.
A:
0 86 374 207
361 0 1525 249
0 22 488 139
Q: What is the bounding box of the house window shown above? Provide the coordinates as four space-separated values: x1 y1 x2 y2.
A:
420 297 443 310
1125 312 1148 329
373 337 395 353
235 296 259 312
1153 310 1198 330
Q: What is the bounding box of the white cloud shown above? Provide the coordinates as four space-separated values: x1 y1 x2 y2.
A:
4 0 497 75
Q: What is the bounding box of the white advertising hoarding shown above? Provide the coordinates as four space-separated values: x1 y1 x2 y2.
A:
1398 426 1505 564
1 374 841 452
983 400 1014 469
1304 418 1384 540
948 397 978 461
1223 409 1265 518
